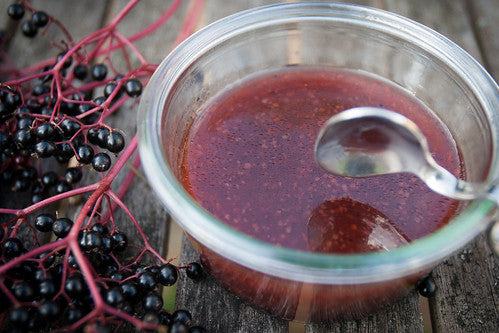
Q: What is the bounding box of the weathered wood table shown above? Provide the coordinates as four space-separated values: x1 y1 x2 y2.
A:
1 0 498 332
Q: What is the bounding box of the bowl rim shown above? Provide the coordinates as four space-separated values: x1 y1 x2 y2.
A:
138 2 499 284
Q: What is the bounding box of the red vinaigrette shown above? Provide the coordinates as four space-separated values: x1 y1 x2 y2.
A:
180 68 462 253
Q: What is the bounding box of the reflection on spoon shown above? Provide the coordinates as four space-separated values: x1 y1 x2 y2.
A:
307 198 409 253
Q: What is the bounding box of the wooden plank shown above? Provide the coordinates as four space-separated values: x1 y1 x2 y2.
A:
469 0 499 79
382 0 499 332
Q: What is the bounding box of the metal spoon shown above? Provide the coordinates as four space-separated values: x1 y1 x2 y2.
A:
314 107 499 254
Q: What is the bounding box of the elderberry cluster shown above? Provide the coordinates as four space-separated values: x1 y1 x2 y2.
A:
7 3 49 38
0 215 206 332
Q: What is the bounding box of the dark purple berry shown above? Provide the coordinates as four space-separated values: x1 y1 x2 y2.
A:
96 127 110 148
66 307 83 323
14 129 35 149
2 237 24 259
34 140 56 158
41 171 58 187
56 142 75 160
106 131 125 153
21 21 38 37
138 271 157 291
158 310 172 326
76 144 94 164
32 11 49 27
417 275 437 297
55 180 72 194
8 307 29 328
104 287 124 306
170 322 189 333
7 4 24 20
185 262 204 281
172 309 192 326
79 230 102 251
12 281 35 301
60 118 81 138
56 52 72 69
37 300 60 320
124 78 142 97
65 273 85 296
143 291 163 311
35 213 56 232
52 217 73 237
65 167 82 184
35 123 55 139
142 311 160 325
120 281 139 301
92 152 111 172
157 263 178 286
38 279 57 298
71 64 87 80
91 64 107 81
111 231 128 252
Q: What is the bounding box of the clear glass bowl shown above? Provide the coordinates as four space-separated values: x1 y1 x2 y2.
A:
138 3 499 321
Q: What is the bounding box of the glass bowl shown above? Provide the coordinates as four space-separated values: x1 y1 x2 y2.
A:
138 2 499 321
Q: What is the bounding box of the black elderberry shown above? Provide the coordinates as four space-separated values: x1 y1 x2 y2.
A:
158 310 172 326
38 251 55 267
87 126 100 144
142 311 160 325
91 223 109 235
11 177 30 192
20 166 37 180
34 140 56 158
172 309 192 326
92 152 111 172
56 52 72 69
0 131 11 150
104 287 124 306
52 217 73 237
7 4 25 20
79 230 102 251
2 237 24 259
37 300 60 320
38 279 57 298
65 273 85 296
66 307 83 323
55 180 72 194
12 281 36 301
120 281 140 301
60 118 81 138
124 78 143 97
96 127 110 148
17 116 33 130
21 21 38 37
65 167 82 184
111 231 128 252
185 262 204 281
108 270 126 284
8 307 29 328
32 84 49 96
91 64 108 81
100 234 113 253
67 253 79 269
416 275 437 297
35 122 55 139
32 11 49 27
138 271 157 291
93 95 107 106
56 142 74 160
14 128 35 149
73 64 88 80
41 171 58 187
35 213 56 232
76 144 94 164
104 82 122 99
0 103 14 117
106 131 125 153
157 263 178 286
170 322 189 333
143 290 163 311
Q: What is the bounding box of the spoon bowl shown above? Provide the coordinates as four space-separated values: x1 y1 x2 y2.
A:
315 107 499 255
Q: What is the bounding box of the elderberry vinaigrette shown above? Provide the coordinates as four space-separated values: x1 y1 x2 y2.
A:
180 68 462 254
